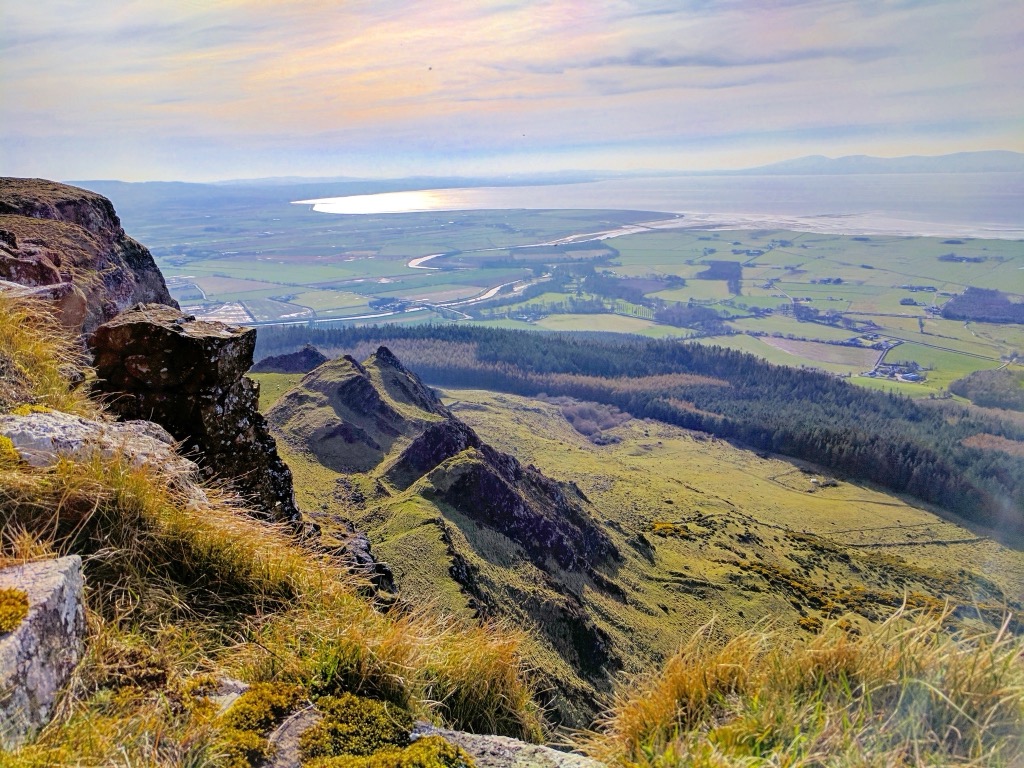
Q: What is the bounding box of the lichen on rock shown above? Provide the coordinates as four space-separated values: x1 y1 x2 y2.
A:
0 587 29 633
0 556 86 750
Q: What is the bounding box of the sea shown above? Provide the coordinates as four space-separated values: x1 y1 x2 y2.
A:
296 172 1024 240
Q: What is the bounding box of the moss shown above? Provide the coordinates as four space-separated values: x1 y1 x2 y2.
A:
214 682 305 767
0 435 22 467
222 682 305 733
10 404 53 416
0 587 29 633
300 693 414 760
218 727 270 768
305 735 475 768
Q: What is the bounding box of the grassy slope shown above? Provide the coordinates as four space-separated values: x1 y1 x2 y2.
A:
0 298 541 767
255 372 1024 730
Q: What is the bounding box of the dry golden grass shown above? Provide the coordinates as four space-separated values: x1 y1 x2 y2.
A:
0 448 541 764
0 293 94 416
582 609 1024 767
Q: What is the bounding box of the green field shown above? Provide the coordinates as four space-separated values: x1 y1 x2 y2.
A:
110 190 1023 396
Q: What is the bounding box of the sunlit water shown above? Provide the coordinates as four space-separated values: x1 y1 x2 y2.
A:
294 173 1024 239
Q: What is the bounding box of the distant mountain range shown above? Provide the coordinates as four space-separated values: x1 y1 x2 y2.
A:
67 152 1023 197
741 150 1024 175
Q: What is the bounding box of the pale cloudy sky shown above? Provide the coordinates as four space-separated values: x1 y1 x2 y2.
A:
1 0 1021 181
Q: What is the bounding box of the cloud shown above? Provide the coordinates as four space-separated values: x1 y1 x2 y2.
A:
1 0 1021 180
585 45 895 70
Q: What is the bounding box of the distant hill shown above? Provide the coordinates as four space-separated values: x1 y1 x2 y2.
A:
744 150 1024 175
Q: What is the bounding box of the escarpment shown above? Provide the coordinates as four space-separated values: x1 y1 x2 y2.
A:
0 178 176 334
267 346 625 726
270 347 618 572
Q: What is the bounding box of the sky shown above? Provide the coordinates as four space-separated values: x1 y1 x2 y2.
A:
1 0 1022 182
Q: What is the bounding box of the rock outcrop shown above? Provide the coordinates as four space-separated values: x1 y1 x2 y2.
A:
0 178 176 334
389 418 618 572
252 344 328 374
89 304 300 524
0 410 210 510
267 347 623 725
0 556 86 749
413 725 601 768
269 344 617 571
269 351 450 474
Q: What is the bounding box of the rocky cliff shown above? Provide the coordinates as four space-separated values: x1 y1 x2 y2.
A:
0 178 176 333
252 344 329 374
89 304 301 525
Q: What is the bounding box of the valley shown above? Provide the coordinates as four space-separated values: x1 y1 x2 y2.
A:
253 364 1024 728
78 179 1024 403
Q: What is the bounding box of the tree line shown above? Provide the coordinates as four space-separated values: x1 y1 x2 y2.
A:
254 323 1024 533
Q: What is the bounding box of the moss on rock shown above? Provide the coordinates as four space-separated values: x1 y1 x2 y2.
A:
300 692 414 760
306 735 475 768
0 587 29 633
216 682 305 768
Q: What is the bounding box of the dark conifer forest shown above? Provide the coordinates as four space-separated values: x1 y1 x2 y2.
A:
255 324 1024 534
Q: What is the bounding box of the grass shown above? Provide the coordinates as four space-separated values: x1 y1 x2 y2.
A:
581 609 1024 767
0 295 542 766
261 372 1024 730
0 294 95 416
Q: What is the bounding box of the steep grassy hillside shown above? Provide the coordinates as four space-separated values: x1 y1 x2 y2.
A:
0 296 540 766
264 352 625 726
255 364 1024 730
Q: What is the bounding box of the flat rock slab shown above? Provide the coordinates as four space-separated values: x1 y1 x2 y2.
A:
0 556 86 749
0 410 182 470
415 725 602 768
0 411 206 507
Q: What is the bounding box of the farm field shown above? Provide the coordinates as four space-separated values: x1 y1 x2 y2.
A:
95 181 1024 396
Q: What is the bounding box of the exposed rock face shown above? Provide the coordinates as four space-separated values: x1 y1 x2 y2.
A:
0 556 86 749
89 304 300 524
414 725 601 768
252 344 328 374
390 419 618 572
0 178 177 334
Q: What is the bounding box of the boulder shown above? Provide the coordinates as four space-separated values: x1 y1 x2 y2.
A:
0 410 208 507
261 715 603 768
0 178 176 334
89 305 301 524
0 556 86 749
0 279 88 330
413 725 602 768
